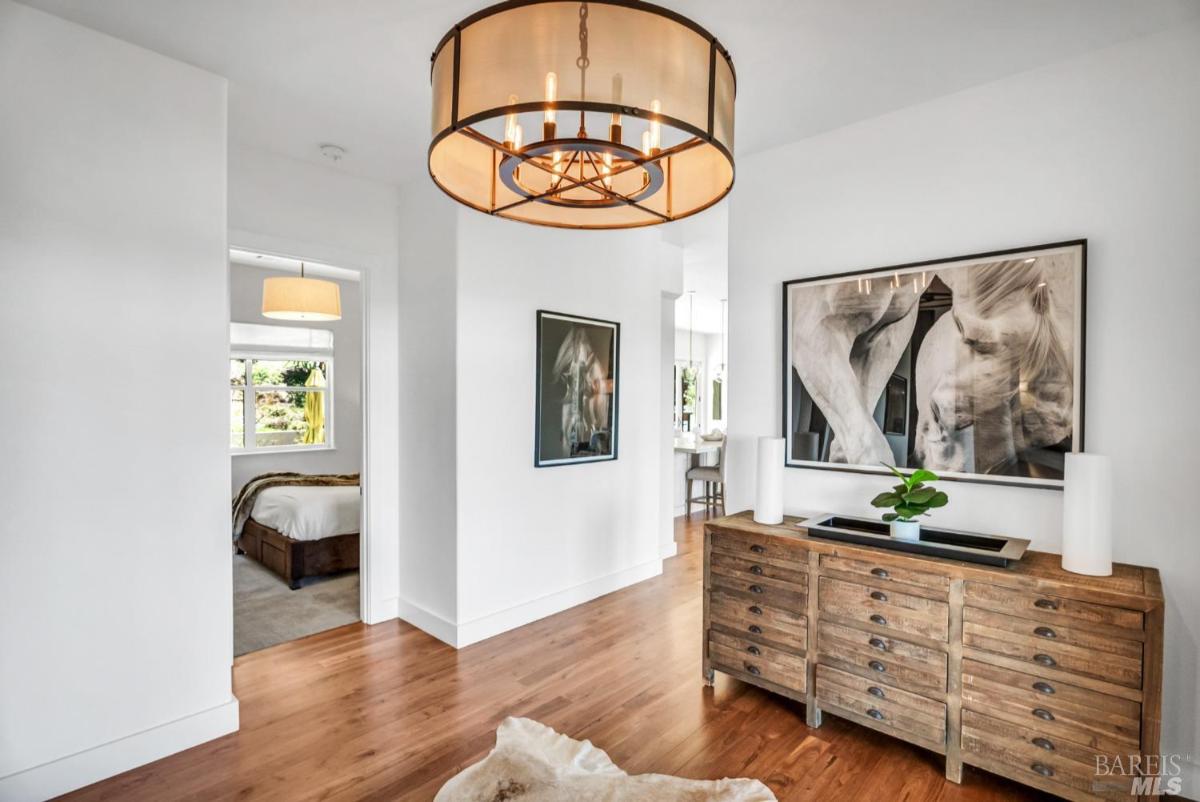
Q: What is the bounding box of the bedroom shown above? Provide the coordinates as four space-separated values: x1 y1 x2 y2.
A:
226 252 365 654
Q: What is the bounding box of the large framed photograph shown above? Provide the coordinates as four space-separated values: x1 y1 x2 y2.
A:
535 310 620 467
783 240 1085 488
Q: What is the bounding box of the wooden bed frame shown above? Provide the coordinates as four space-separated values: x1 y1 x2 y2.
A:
237 518 359 590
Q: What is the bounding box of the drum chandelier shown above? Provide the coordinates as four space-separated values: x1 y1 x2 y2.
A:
428 0 735 229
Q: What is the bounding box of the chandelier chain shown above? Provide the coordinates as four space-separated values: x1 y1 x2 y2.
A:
577 2 589 135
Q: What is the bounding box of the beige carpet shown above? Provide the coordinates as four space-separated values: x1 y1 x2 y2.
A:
435 717 776 801
233 555 359 656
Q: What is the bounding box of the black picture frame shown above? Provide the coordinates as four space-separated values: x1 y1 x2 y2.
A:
534 310 620 467
781 239 1087 489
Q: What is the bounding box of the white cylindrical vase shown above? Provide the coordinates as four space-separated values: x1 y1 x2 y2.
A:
753 436 785 525
1061 453 1113 576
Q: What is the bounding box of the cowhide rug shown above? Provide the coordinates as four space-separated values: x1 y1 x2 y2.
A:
435 717 777 802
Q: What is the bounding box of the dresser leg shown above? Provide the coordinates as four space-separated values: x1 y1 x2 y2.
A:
944 757 962 784
702 664 714 685
806 704 822 728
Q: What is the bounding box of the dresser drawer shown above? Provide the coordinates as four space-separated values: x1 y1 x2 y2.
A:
961 659 1140 754
710 528 808 568
709 590 808 649
962 710 1136 801
711 571 806 613
819 554 949 594
963 581 1144 632
816 664 946 746
818 576 949 642
817 620 947 695
963 607 1142 689
711 549 809 589
710 635 807 692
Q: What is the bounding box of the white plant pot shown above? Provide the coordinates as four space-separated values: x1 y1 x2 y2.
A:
890 519 921 542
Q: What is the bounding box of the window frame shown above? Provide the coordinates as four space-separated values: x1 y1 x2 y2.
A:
230 350 335 455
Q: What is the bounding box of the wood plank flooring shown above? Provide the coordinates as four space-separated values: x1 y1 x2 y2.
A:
63 515 1049 801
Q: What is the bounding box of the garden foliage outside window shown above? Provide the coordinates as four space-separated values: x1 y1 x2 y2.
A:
230 356 330 451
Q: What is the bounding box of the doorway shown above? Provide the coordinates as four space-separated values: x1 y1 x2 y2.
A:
227 248 365 655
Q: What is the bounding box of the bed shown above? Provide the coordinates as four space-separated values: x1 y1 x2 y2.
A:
233 475 360 589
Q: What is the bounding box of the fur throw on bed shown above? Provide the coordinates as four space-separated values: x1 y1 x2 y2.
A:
434 717 776 802
231 472 359 538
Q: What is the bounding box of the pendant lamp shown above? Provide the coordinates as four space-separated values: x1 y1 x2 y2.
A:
262 263 342 322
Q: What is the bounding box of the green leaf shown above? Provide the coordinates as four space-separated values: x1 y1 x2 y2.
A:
905 486 937 504
893 484 909 494
927 491 949 508
909 468 940 485
883 463 909 485
881 512 899 522
895 504 924 519
871 492 902 508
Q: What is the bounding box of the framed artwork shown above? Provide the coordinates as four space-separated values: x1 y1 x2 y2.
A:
782 240 1086 488
535 310 620 467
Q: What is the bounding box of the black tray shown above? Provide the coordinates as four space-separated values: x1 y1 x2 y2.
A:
802 513 1029 567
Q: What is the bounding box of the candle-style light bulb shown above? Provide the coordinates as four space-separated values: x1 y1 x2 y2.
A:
609 73 623 143
641 130 651 156
503 94 519 148
649 98 662 152
543 72 557 139
602 151 613 191
512 123 523 151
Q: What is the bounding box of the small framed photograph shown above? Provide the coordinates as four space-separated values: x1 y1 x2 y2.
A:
535 310 619 467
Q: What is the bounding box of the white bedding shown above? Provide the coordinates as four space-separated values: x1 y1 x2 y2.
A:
249 485 360 542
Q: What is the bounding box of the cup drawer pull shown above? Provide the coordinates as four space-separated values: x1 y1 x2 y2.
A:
749 565 764 575
870 591 888 602
866 708 885 721
1032 681 1056 695
1032 708 1055 722
1034 626 1057 639
1033 653 1057 667
868 637 887 651
1031 762 1054 778
748 584 765 594
867 686 886 699
750 544 766 554
748 605 763 616
1034 598 1059 610
745 664 761 676
869 614 888 626
748 624 763 634
1032 737 1055 752
870 567 889 579
746 645 761 656
868 660 887 673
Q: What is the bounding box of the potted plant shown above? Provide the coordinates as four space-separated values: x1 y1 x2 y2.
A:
870 465 949 542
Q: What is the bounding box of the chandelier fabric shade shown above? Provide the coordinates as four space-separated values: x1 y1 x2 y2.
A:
262 268 342 321
428 0 735 229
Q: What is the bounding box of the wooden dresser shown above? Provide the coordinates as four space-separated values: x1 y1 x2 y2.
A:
702 512 1164 802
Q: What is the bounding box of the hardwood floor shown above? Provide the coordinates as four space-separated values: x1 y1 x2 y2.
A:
64 515 1049 801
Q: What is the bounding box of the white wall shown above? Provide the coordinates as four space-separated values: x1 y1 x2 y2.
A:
228 143 402 625
228 264 363 493
395 177 460 639
727 23 1200 793
453 214 670 644
0 3 236 798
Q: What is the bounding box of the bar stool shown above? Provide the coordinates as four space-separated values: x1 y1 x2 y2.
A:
685 437 726 516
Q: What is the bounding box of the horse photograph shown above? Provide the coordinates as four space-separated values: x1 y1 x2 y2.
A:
782 241 1084 487
535 310 620 467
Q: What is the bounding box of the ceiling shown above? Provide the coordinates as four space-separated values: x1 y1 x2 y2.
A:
21 0 1200 188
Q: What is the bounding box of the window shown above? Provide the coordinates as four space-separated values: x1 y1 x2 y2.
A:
230 322 335 453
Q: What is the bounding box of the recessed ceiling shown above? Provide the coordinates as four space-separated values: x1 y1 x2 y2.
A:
19 0 1200 188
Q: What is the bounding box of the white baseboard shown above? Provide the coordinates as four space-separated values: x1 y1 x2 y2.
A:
0 697 239 802
395 596 460 647
363 595 399 625
455 558 663 648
